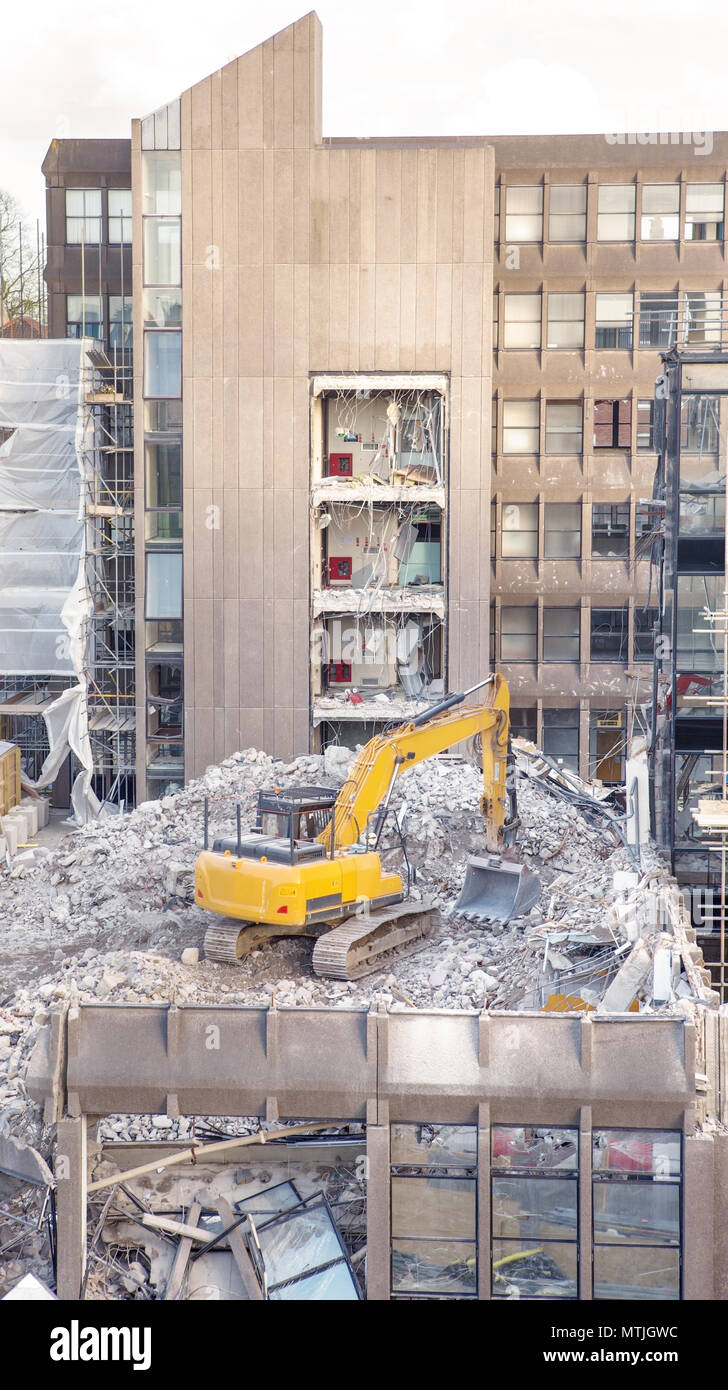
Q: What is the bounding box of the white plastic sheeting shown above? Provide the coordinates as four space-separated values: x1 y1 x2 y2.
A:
0 340 98 821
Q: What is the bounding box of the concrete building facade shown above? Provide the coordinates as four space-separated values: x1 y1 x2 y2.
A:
38 14 728 805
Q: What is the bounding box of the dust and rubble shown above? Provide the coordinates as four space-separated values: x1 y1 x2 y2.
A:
0 737 719 1297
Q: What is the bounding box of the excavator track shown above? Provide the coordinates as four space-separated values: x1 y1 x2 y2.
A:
312 903 440 980
203 919 307 964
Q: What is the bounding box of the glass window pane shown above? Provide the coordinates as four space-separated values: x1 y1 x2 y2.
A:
501 502 538 557
144 217 181 286
501 607 538 634
545 403 582 452
270 1262 359 1300
493 1178 578 1241
547 293 584 348
146 552 182 619
390 1124 476 1168
109 296 132 348
598 185 636 213
66 295 102 337
492 1127 579 1172
144 331 182 398
504 295 541 349
505 186 543 241
550 185 586 213
392 1176 476 1241
592 1182 680 1245
492 1239 577 1299
257 1200 343 1287
593 1245 679 1300
143 289 182 328
593 1130 681 1177
146 439 182 508
642 184 680 215
549 185 587 241
141 151 182 214
393 1238 477 1295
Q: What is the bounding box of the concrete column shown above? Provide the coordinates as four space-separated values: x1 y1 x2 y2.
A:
477 1101 491 1299
683 1132 715 1299
578 1104 593 1299
55 1115 88 1300
712 1133 728 1300
365 1099 390 1301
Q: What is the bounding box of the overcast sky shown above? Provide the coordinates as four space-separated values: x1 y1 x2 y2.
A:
2 0 726 231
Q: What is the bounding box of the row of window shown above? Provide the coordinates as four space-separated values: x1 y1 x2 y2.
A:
496 289 722 350
496 398 654 453
390 1124 681 1301
497 604 656 663
66 294 132 346
65 188 131 245
494 499 651 559
496 181 724 244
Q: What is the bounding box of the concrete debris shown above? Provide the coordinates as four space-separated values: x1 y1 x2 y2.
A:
0 737 717 1298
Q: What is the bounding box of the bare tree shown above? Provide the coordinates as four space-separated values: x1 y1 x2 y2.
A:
0 189 44 329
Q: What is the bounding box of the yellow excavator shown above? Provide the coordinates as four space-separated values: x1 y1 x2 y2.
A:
195 674 540 980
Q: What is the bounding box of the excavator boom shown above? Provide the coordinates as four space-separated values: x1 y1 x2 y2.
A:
320 673 511 855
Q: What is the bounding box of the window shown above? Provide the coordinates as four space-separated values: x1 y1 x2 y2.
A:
592 502 630 557
505 186 543 241
108 189 132 243
680 394 720 455
109 296 132 348
391 1124 476 1299
494 185 500 240
141 152 182 214
595 293 633 349
144 331 182 398
543 608 580 661
147 661 183 739
545 402 582 453
65 188 101 244
597 185 636 240
637 400 654 450
683 291 721 345
546 292 584 349
549 185 586 241
501 502 538 558
503 294 541 349
144 217 181 286
639 293 678 349
502 400 539 453
640 184 680 240
542 710 579 771
593 399 631 449
676 575 723 671
146 440 182 509
492 1126 578 1300
684 183 724 241
591 607 628 661
501 607 537 661
146 551 182 619
592 1130 681 1300
66 294 102 338
634 608 658 660
544 503 581 559
509 707 537 742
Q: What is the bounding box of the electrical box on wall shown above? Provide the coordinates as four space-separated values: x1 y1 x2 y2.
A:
327 662 352 685
328 557 352 583
327 453 353 477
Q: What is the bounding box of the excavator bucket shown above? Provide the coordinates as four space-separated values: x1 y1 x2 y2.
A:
453 855 541 924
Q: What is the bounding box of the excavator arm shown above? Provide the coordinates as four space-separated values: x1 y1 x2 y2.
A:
319 674 512 855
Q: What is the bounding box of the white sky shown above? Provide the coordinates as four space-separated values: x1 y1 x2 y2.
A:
1 0 726 230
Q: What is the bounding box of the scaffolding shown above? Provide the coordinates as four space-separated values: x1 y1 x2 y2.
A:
81 347 135 810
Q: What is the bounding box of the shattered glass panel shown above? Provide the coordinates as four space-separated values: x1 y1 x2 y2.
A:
492 1126 578 1172
592 1130 681 1177
392 1238 477 1295
593 1245 680 1300
257 1198 345 1290
390 1124 476 1168
269 1262 359 1301
493 1178 578 1241
492 1238 577 1298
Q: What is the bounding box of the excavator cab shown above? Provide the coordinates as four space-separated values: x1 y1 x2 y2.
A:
210 789 337 865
